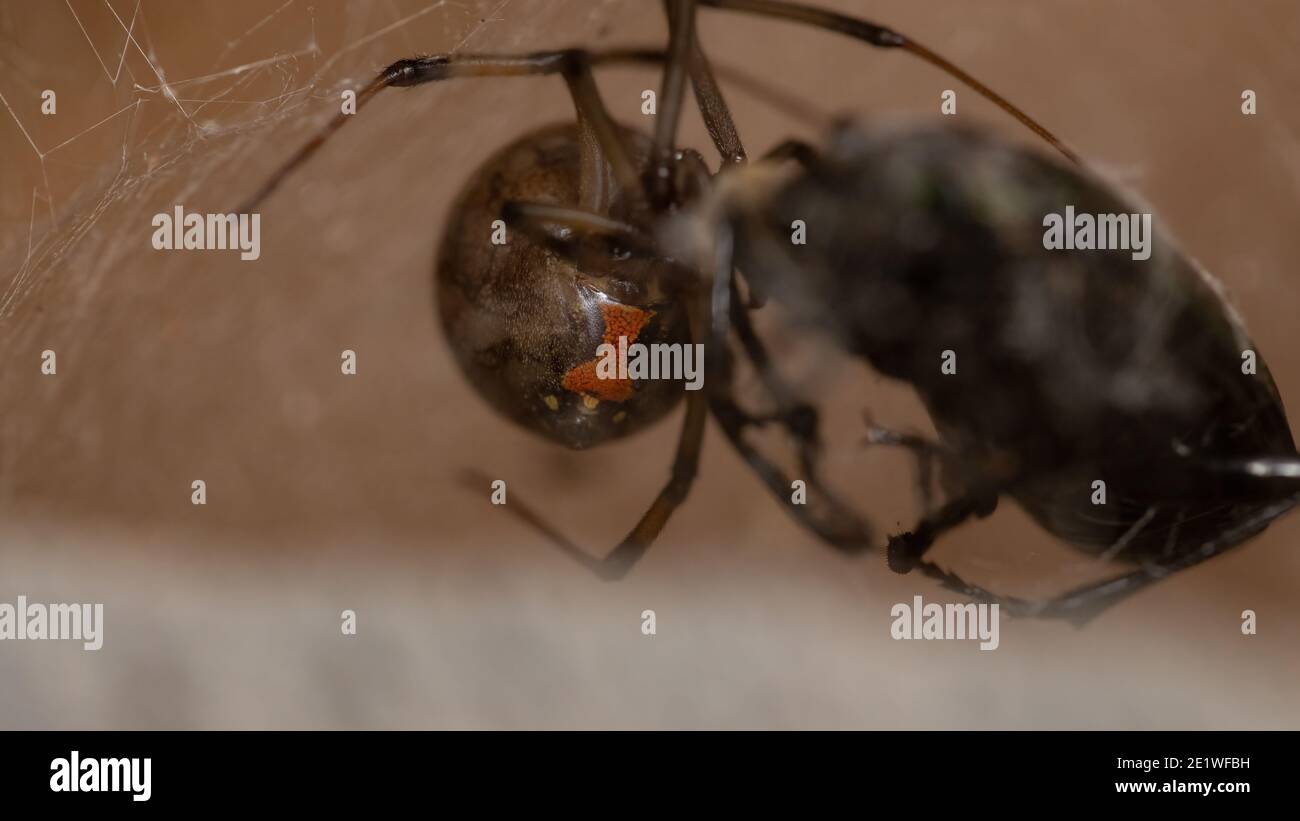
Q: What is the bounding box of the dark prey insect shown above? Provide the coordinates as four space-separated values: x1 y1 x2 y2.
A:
243 0 1298 622
711 122 1300 623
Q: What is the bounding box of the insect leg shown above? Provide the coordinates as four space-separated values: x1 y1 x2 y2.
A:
697 0 1079 163
710 395 873 551
1037 497 1295 624
722 289 874 549
920 494 1299 625
911 560 1032 614
693 184 872 552
1036 457 1300 619
241 50 644 211
689 140 873 549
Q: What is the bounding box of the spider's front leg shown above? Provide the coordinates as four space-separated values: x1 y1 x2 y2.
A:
242 49 647 212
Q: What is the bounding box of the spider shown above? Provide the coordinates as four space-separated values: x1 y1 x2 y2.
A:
244 0 1300 623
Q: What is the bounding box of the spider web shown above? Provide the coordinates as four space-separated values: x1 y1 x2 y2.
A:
0 0 542 325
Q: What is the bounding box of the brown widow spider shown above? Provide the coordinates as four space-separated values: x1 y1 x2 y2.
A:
244 0 1300 622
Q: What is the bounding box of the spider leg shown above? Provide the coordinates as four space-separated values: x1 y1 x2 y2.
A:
242 50 646 211
599 384 709 579
500 201 656 249
598 48 833 136
697 0 1079 163
499 200 707 305
647 0 700 205
652 3 825 182
662 0 747 167
590 377 709 581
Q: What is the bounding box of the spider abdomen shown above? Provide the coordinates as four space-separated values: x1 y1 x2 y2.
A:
436 123 690 450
